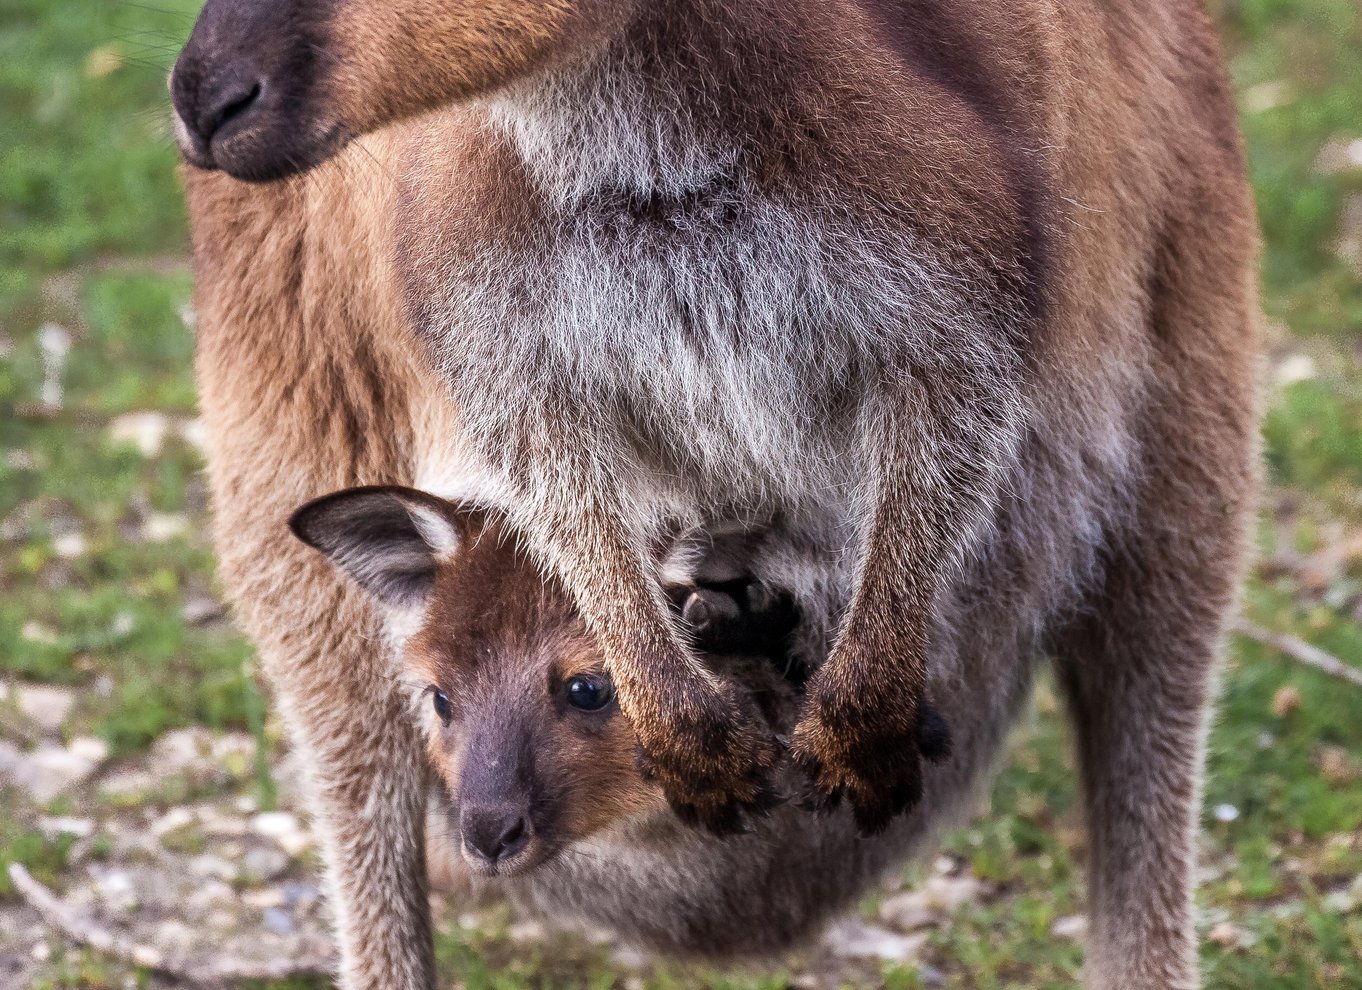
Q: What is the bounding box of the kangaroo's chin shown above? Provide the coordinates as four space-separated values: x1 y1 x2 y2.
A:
176 116 352 184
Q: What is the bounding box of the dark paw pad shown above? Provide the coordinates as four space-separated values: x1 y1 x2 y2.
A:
670 581 801 663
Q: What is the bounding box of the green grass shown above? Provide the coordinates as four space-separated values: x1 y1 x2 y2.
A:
0 0 195 271
0 794 77 901
1222 0 1362 339
2 0 1361 987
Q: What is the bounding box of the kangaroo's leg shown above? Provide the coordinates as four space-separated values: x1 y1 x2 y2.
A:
1053 510 1244 989
204 412 435 990
208 450 437 990
1053 446 1255 987
257 579 435 989
789 359 1027 834
1052 204 1259 989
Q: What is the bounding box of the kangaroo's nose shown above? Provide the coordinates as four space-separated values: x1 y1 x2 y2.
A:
460 805 532 865
172 67 264 149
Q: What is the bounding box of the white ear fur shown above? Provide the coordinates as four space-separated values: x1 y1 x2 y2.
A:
403 501 461 557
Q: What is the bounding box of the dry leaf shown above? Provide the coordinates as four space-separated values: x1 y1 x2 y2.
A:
85 45 125 79
1271 685 1302 719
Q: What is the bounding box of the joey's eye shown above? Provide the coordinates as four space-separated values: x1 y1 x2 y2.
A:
566 674 615 713
430 688 452 725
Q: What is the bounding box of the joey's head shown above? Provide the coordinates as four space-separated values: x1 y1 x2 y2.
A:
171 0 634 181
290 485 656 877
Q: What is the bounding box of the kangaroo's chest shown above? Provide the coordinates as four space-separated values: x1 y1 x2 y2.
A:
407 187 881 509
523 190 872 495
396 94 977 521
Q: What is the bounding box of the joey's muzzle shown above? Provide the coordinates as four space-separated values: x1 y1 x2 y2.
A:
459 801 534 869
454 712 554 876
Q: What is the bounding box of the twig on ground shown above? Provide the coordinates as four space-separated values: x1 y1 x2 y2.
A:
10 404 113 427
1233 618 1362 689
7 863 335 987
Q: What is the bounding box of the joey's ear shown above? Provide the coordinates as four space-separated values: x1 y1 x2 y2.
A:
288 486 465 608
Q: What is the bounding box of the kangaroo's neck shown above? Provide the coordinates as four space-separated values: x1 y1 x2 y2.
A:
482 0 844 207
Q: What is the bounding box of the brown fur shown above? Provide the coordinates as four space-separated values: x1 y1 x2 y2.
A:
175 0 1261 986
405 511 668 851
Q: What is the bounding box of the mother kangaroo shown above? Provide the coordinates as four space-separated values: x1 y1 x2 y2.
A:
170 0 1260 986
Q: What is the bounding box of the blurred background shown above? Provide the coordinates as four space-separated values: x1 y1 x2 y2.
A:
1 1 1360 988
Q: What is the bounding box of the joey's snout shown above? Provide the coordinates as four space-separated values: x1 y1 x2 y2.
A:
453 716 553 876
459 802 534 869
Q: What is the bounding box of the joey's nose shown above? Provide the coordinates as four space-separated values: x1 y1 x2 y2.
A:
460 805 532 866
173 68 264 149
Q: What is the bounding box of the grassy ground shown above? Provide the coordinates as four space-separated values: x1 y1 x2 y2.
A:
2 0 1361 987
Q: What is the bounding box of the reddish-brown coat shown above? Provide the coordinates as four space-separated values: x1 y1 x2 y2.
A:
178 0 1260 986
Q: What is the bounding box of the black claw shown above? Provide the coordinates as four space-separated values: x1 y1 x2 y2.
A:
855 789 909 838
852 807 881 836
851 780 919 837
917 702 952 763
638 742 784 837
672 801 701 829
853 802 894 837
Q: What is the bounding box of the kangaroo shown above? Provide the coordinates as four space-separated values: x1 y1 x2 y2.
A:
172 0 1261 986
289 484 965 959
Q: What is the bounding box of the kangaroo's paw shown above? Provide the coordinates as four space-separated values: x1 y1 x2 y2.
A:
632 676 785 836
789 687 951 836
